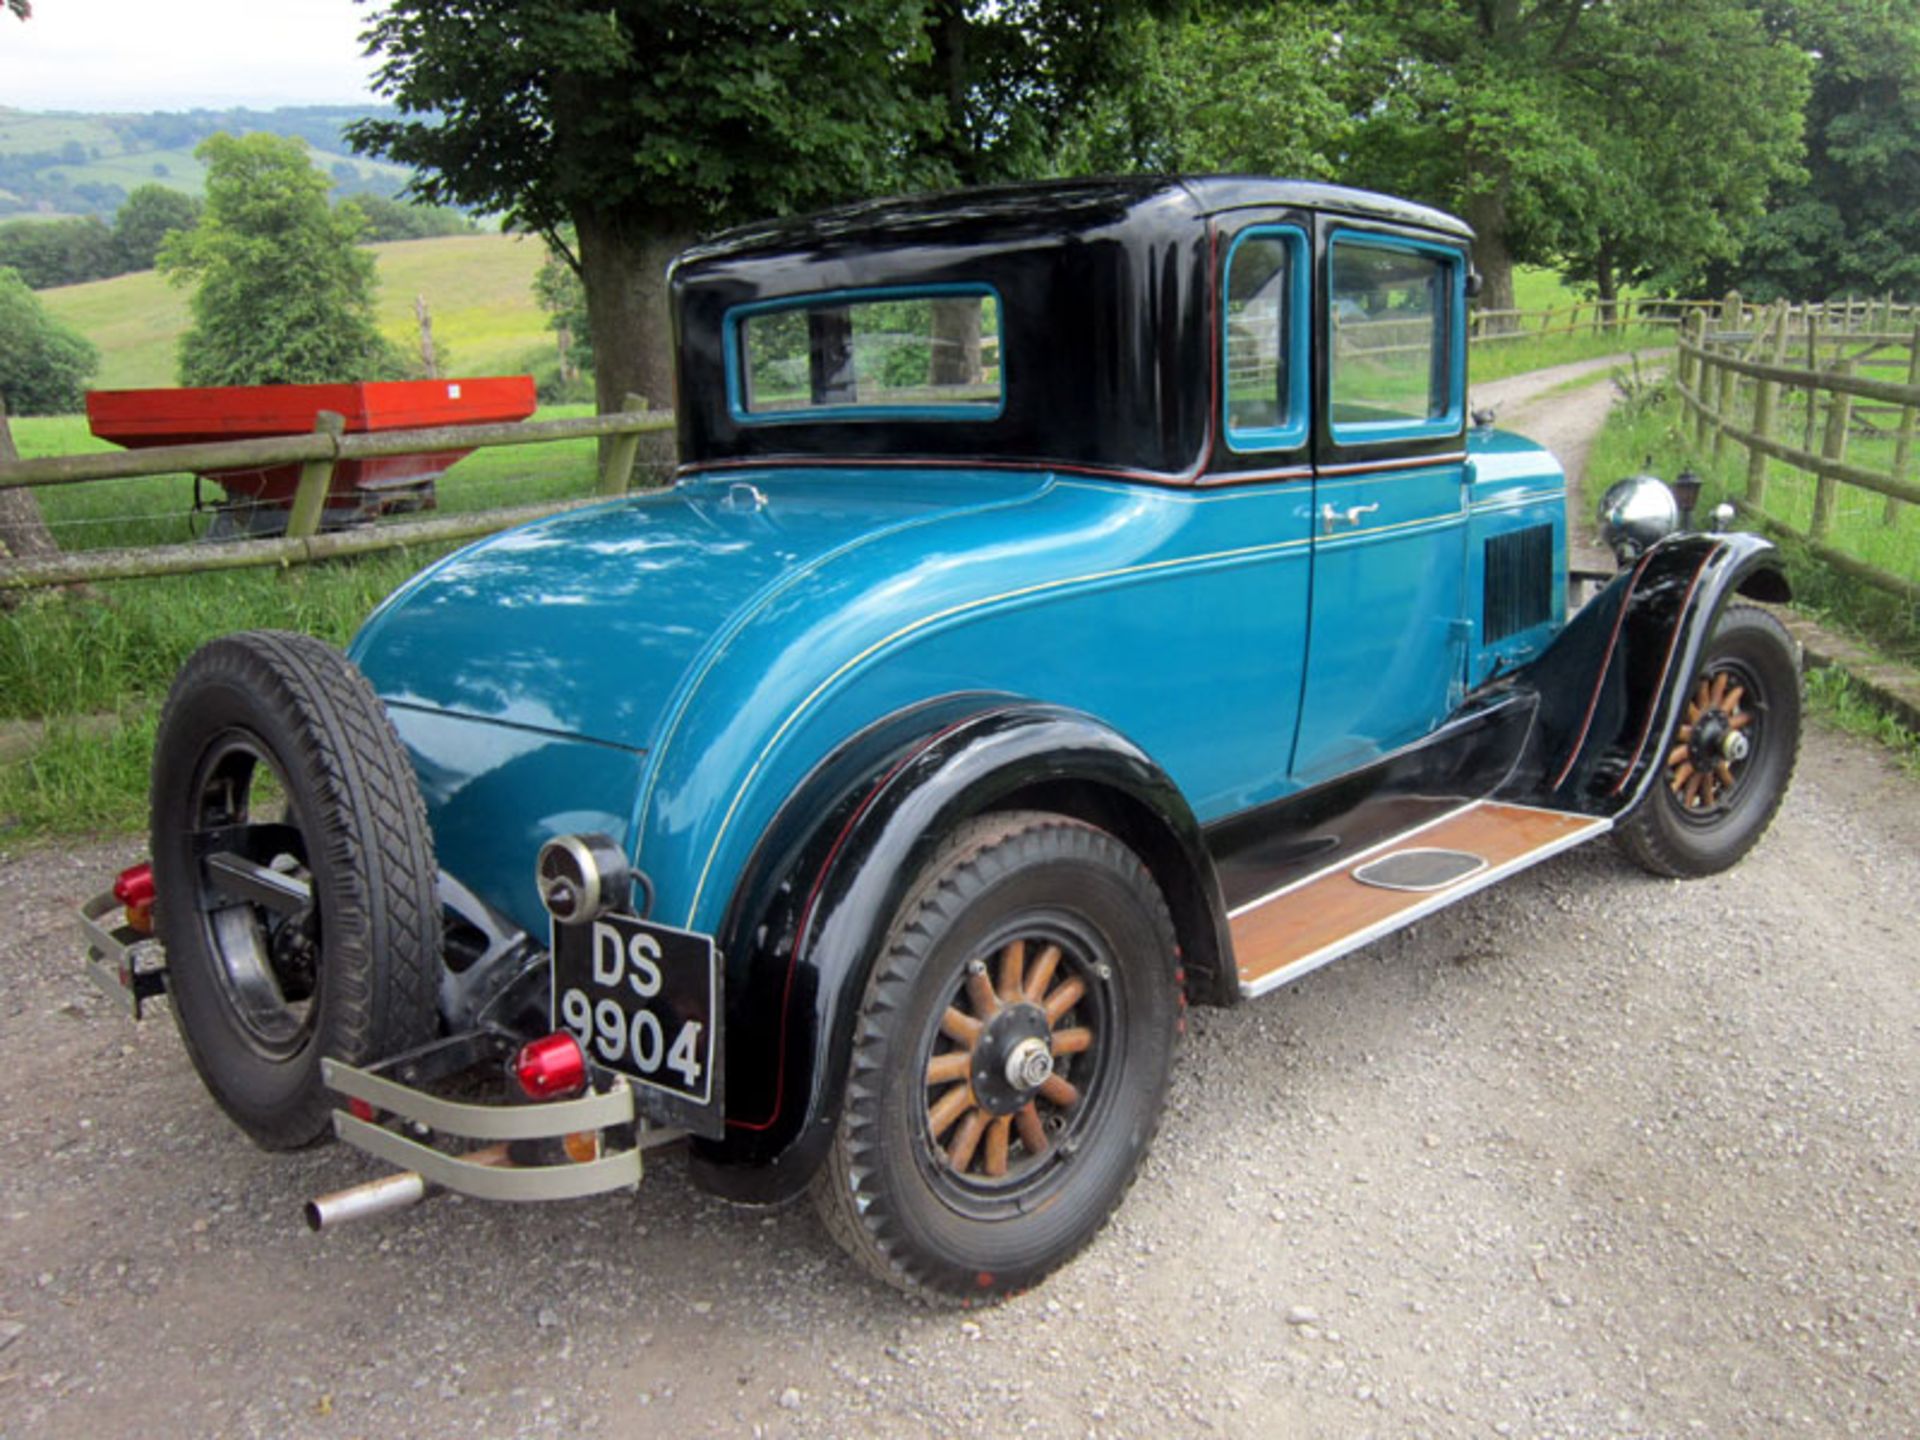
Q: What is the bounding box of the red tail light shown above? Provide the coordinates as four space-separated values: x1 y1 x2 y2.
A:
114 862 156 934
512 1033 587 1101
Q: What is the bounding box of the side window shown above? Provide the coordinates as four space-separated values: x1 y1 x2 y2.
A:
1328 237 1460 439
1223 227 1307 451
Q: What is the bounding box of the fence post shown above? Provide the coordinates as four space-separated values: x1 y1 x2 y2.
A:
1811 360 1853 541
285 411 345 541
1690 312 1715 448
1746 308 1789 509
1885 322 1919 525
1710 293 1742 467
1803 310 1822 451
598 394 650 498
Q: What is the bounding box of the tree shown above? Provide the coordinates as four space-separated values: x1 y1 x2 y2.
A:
159 132 397 387
5 1 28 22
353 3 937 418
346 193 475 243
1551 6 1807 314
532 232 593 385
1728 2 1920 299
352 2 1173 417
0 216 122 289
1343 0 1809 314
113 183 201 272
0 265 98 414
1058 5 1352 178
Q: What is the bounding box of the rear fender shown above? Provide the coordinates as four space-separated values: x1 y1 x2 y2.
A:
1499 532 1790 813
691 699 1228 1203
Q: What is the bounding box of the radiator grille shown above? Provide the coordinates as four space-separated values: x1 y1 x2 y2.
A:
1483 525 1553 643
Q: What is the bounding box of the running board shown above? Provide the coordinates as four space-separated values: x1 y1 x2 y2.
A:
1230 801 1610 999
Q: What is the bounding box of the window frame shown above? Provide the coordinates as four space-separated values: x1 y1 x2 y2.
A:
1220 224 1311 455
1324 229 1466 446
723 282 1007 426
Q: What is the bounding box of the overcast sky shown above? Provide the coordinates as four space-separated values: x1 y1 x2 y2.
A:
1 0 381 112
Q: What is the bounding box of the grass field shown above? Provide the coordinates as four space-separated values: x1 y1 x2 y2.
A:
1587 381 1920 665
40 232 553 389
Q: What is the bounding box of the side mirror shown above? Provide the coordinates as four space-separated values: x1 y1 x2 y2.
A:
1465 268 1484 300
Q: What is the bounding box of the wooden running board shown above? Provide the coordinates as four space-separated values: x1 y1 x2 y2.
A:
1231 801 1610 999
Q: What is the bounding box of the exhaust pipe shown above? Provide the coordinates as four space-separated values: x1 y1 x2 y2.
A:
305 1171 429 1231
304 1143 512 1232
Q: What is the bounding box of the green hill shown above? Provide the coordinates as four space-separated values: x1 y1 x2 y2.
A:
0 105 410 219
41 233 555 390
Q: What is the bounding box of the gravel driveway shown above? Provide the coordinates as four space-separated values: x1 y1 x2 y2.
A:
2 366 1914 1439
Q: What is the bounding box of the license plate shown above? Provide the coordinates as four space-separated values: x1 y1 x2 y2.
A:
551 913 721 1127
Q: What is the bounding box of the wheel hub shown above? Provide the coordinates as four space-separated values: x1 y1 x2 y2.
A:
921 937 1100 1180
970 1003 1054 1115
1667 668 1755 811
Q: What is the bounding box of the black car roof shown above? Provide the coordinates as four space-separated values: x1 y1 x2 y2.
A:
683 176 1472 265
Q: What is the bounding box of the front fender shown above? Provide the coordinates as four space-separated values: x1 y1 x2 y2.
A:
690 699 1227 1204
1499 532 1790 813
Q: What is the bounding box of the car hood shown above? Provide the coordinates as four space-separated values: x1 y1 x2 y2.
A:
350 469 1047 751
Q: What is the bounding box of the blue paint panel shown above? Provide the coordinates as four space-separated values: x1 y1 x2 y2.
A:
1292 462 1469 782
355 466 1319 934
384 704 648 938
1466 427 1570 683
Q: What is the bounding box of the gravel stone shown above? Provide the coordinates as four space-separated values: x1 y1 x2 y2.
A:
0 370 1915 1439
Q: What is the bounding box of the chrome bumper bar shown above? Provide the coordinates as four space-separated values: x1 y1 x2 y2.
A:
321 1057 676 1204
78 890 167 1019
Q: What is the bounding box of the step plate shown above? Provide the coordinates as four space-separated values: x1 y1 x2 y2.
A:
1231 801 1609 999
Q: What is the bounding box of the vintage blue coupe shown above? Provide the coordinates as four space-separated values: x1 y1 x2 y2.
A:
86 178 1799 1300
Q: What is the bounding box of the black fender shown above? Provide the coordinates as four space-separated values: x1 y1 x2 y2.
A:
1498 532 1791 814
690 697 1230 1204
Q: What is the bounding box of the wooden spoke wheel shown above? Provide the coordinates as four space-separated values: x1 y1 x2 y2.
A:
1665 664 1758 816
920 933 1108 1191
1617 605 1800 879
813 811 1180 1302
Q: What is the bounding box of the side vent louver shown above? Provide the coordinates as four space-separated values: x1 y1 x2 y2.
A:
1483 525 1553 643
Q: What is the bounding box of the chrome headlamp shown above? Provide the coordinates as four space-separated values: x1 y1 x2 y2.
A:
1597 474 1680 565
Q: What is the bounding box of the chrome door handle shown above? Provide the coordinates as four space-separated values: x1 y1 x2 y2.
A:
1320 501 1380 533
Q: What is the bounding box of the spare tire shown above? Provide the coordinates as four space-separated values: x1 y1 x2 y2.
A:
150 630 440 1149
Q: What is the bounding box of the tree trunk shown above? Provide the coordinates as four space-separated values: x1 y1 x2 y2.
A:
1594 242 1619 329
573 209 695 423
0 403 59 562
1460 185 1516 331
0 402 61 611
928 297 982 387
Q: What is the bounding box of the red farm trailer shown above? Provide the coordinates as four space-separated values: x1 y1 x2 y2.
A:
86 377 539 538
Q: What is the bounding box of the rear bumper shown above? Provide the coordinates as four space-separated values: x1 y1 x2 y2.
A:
78 890 167 1019
321 1056 659 1201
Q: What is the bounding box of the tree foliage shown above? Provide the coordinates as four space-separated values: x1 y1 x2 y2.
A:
0 216 121 289
1059 6 1353 179
0 266 98 415
159 133 397 387
1729 1 1920 299
352 2 1167 414
113 184 202 272
346 194 475 243
1340 0 1807 310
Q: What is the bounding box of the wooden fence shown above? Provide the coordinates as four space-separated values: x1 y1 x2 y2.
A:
1676 293 1919 602
1467 296 1710 342
0 400 674 592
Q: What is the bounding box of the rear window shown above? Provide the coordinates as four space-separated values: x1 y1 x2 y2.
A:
730 287 1003 422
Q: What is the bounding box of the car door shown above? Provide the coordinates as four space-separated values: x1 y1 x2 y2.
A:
1290 222 1472 783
